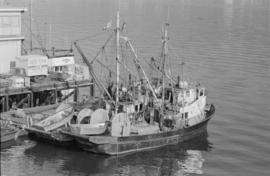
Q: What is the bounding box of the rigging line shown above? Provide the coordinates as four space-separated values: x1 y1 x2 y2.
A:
89 31 115 64
102 47 109 62
142 56 177 84
119 59 137 78
94 46 132 81
34 19 45 48
74 41 114 103
74 32 107 42
94 59 126 82
119 42 136 78
87 33 136 79
21 19 45 50
124 40 144 79
120 43 128 86
167 46 191 79
124 39 159 102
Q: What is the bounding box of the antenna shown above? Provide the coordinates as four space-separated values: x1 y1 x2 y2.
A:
115 11 120 114
29 0 33 51
160 22 169 130
49 24 52 51
44 22 47 50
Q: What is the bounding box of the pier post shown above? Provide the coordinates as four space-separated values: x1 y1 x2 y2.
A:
1 97 5 112
27 94 31 108
54 89 58 103
90 79 94 97
74 87 79 102
5 95 9 111
30 92 33 107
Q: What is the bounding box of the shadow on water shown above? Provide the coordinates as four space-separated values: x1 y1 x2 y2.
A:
1 136 29 150
23 131 213 176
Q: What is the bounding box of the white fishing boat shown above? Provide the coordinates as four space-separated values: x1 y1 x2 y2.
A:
61 11 215 155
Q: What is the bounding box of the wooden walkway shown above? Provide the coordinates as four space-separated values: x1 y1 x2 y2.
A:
0 79 94 112
0 79 93 96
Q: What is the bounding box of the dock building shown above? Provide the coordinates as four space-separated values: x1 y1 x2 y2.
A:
0 7 95 113
0 7 27 74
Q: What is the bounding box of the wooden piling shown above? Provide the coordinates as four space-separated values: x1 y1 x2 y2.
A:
1 97 5 112
74 87 79 102
90 79 94 97
54 89 58 103
30 92 33 107
5 95 9 112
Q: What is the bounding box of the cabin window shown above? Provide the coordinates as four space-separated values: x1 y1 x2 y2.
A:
139 103 143 111
55 66 63 72
165 90 169 100
165 89 173 102
186 90 190 97
196 89 199 99
10 61 16 68
185 112 188 118
135 105 138 112
200 89 204 96
181 113 184 119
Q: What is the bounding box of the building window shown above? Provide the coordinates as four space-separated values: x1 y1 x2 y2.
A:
185 112 188 118
0 15 20 35
55 66 59 72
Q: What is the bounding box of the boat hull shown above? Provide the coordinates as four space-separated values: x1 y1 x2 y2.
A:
71 104 215 155
25 127 74 146
1 128 28 149
1 129 17 149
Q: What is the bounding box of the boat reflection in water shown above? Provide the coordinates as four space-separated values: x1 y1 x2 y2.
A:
22 132 212 176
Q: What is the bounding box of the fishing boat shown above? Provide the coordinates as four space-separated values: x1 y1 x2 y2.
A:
24 98 108 145
61 11 215 155
24 103 75 145
0 121 18 148
0 119 29 148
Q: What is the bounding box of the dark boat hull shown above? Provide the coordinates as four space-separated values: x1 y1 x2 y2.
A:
68 104 215 155
25 127 74 146
1 129 17 149
1 128 28 149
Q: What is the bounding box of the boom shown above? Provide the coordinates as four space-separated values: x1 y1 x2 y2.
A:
73 41 114 102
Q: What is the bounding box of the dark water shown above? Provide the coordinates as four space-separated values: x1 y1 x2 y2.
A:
1 0 270 175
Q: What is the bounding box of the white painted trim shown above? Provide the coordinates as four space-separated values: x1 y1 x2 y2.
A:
0 36 24 41
0 8 27 13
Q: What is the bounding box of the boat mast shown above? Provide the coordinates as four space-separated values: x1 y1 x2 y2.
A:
180 61 185 116
161 23 169 120
115 11 120 113
29 0 33 52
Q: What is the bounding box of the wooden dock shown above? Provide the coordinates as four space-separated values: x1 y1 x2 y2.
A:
0 79 95 112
